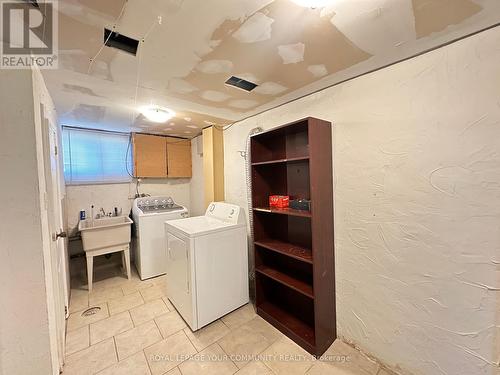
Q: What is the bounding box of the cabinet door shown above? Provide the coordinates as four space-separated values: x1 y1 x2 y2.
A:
133 133 167 177
166 137 192 177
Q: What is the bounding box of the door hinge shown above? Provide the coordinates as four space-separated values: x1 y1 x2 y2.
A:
54 145 58 156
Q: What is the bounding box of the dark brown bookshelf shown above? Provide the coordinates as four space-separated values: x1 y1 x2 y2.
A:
251 156 310 166
256 265 314 299
254 239 313 264
251 117 336 356
253 206 312 218
258 301 315 349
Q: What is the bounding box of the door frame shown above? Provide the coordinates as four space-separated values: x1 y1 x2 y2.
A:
39 103 68 371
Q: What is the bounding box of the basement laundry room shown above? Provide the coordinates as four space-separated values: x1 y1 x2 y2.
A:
1 1 499 375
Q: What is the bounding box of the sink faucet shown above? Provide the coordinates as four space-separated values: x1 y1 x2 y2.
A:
95 207 106 219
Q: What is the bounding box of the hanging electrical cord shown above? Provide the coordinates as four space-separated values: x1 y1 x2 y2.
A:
125 133 134 178
244 126 263 303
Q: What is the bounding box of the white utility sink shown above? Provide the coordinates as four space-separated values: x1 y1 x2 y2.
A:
78 216 133 292
79 216 133 251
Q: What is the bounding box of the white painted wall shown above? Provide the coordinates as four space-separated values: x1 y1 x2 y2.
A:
223 28 500 375
190 135 206 216
0 70 57 374
65 179 191 238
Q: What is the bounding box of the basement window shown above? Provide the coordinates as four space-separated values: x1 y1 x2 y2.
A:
62 127 132 185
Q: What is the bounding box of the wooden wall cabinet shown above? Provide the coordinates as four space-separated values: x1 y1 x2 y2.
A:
133 133 192 178
133 133 167 178
251 117 336 356
166 137 192 178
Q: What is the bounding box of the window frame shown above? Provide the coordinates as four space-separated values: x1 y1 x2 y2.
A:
62 126 133 186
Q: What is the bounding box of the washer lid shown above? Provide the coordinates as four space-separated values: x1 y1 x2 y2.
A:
166 216 242 237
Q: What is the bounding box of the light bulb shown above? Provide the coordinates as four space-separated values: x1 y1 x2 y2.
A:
140 106 175 123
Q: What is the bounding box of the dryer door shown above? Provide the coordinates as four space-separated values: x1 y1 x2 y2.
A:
166 232 194 328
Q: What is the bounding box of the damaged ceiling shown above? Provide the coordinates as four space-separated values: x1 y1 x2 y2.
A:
39 0 500 136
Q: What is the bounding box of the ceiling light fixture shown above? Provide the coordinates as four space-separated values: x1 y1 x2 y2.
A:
141 106 175 123
291 0 333 8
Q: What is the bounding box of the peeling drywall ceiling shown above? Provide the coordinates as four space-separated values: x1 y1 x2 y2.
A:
173 0 372 112
39 0 500 135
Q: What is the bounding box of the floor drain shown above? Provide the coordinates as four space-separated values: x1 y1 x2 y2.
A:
81 307 101 317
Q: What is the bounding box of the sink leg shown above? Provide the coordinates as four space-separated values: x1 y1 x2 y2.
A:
86 254 93 292
121 251 126 272
124 246 131 280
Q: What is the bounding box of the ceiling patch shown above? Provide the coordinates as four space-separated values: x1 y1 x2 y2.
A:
196 59 234 74
162 0 184 14
328 0 416 55
307 64 328 78
168 78 198 94
63 84 102 97
228 100 260 109
232 12 275 43
320 5 336 18
209 40 222 49
254 82 288 95
200 90 231 102
278 43 305 64
412 0 482 39
104 28 139 55
72 104 106 122
91 60 113 81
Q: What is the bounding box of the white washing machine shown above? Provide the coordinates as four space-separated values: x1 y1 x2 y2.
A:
132 196 188 280
165 202 249 331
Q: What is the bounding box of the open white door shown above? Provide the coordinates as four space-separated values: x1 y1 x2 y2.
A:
41 104 68 369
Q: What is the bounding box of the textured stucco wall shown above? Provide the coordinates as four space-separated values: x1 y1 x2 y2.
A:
223 27 500 375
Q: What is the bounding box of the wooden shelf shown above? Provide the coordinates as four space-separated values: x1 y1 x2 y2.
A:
252 117 335 356
257 301 315 350
256 265 314 299
252 156 309 166
255 239 312 264
253 206 311 218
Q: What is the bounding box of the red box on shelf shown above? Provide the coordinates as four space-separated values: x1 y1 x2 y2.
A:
269 195 289 208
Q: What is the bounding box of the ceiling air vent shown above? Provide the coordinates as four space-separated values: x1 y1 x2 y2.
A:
104 28 139 56
23 0 39 8
225 76 258 92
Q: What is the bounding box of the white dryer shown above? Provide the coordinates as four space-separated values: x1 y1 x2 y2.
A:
132 196 188 280
165 202 249 331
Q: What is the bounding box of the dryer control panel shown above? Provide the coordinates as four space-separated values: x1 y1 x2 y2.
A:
205 202 245 225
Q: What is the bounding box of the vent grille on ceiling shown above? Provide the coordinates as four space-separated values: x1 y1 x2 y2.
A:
225 76 258 92
104 28 139 56
23 0 39 8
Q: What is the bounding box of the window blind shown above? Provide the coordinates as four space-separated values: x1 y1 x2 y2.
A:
62 127 132 185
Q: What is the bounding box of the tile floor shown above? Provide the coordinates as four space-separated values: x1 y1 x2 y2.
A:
64 254 396 375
